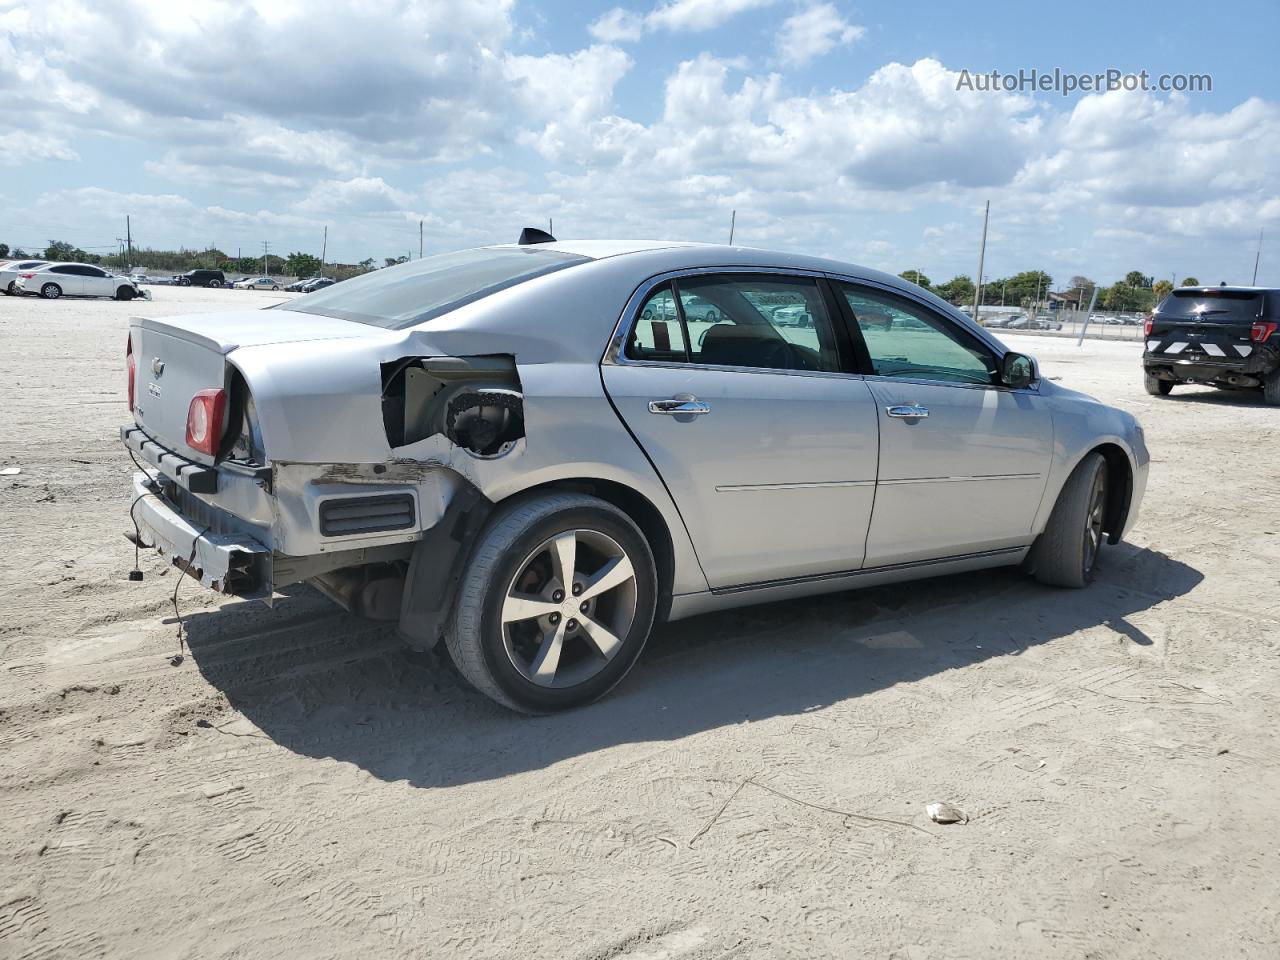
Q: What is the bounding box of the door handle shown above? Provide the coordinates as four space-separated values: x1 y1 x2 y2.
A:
885 404 929 419
648 398 711 415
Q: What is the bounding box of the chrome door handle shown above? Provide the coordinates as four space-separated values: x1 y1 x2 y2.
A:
648 398 711 415
886 404 929 419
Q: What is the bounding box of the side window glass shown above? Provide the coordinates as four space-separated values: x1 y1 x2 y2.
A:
839 285 998 385
625 283 690 362
51 266 73 274
679 275 840 372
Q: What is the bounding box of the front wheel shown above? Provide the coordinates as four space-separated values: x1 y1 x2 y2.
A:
444 492 657 713
1029 452 1109 588
39 283 62 300
1144 372 1174 396
271 285 279 290
115 286 135 301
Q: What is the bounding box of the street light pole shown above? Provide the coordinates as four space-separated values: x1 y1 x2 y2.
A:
972 200 989 324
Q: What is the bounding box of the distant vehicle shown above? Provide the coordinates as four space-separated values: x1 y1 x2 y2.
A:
638 292 721 323
1 259 50 295
174 269 226 288
13 262 151 301
284 278 314 292
1143 286 1280 404
301 277 337 293
770 303 813 327
233 277 281 290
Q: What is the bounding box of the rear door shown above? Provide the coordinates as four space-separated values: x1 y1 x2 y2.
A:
833 281 1053 567
602 272 880 589
1147 289 1265 363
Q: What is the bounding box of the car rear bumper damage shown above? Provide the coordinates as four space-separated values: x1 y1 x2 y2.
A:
1144 347 1277 386
131 471 273 599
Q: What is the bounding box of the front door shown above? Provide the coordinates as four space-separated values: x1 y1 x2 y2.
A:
834 282 1053 567
602 273 880 589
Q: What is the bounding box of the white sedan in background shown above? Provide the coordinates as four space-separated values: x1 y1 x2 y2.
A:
14 262 151 300
233 276 281 290
1 259 50 295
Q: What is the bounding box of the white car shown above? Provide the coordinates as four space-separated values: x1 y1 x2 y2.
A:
1 259 50 295
233 277 281 290
14 262 151 300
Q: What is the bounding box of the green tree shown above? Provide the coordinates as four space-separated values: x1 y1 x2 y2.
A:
1123 271 1153 288
1002 270 1052 306
284 252 323 277
1180 277 1199 287
357 257 375 270
0 243 8 259
384 255 409 268
1152 279 1173 303
934 275 975 305
898 269 931 288
44 240 99 263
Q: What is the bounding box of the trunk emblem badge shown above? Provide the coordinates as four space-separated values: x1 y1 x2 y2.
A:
151 358 165 377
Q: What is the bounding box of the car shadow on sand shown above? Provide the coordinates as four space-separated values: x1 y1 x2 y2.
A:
178 543 1201 788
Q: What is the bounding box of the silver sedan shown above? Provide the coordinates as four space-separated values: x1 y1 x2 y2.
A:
121 236 1148 712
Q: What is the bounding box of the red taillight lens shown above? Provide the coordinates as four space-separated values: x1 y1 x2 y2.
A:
19 272 35 279
1143 315 1154 337
126 334 136 412
1251 321 1277 343
185 388 227 456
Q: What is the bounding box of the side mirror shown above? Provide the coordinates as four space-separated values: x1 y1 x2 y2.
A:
1001 352 1037 389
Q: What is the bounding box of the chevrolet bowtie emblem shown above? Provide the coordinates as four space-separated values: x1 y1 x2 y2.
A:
151 357 165 377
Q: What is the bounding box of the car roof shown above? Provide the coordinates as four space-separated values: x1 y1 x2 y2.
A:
1174 285 1278 294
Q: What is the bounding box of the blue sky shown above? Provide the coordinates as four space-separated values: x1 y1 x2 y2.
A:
2 0 1277 287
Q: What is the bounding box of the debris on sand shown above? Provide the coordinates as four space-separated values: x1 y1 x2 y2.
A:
0 466 19 476
926 802 969 824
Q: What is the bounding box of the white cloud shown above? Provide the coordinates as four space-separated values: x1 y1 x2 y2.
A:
647 0 780 32
588 7 645 42
775 3 865 67
0 130 78 166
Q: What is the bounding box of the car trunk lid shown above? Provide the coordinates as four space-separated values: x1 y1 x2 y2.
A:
1147 289 1265 361
129 310 375 464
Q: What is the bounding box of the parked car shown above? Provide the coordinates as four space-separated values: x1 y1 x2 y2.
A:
1 259 50 295
284 278 313 292
1143 286 1280 403
174 269 226 287
233 277 281 290
121 236 1148 712
301 277 337 293
770 303 813 327
14 262 151 300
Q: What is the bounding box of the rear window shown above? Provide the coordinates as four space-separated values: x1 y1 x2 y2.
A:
1156 289 1265 323
278 246 590 329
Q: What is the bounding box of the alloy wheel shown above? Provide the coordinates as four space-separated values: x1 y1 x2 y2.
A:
1083 467 1107 574
500 529 638 688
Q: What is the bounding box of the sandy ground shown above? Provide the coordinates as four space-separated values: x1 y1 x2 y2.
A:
2 287 1279 960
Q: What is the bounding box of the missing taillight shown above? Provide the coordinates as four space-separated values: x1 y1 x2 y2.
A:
185 388 228 456
1143 315 1154 337
380 355 523 455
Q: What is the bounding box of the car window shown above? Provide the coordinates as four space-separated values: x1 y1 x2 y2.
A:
85 267 107 278
838 283 998 386
679 274 841 373
50 265 75 274
626 283 690 363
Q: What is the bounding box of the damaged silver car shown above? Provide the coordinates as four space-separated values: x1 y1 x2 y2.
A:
123 232 1149 712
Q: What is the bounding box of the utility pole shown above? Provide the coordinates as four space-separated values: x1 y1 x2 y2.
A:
125 215 133 270
418 220 423 259
262 241 270 278
972 200 989 324
729 209 736 245
1252 228 1263 285
548 217 553 236
321 226 328 277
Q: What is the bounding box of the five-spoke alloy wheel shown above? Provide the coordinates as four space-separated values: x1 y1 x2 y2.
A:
445 492 657 712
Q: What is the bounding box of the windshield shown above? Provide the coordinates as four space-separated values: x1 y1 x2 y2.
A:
278 246 590 329
1156 289 1264 323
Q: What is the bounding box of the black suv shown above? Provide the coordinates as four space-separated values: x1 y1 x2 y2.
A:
1143 286 1280 404
174 269 226 288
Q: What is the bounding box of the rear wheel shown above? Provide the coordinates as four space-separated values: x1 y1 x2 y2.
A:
1263 369 1280 406
1030 452 1109 588
1144 372 1174 396
39 283 62 300
3 281 14 296
207 279 222 288
445 492 657 713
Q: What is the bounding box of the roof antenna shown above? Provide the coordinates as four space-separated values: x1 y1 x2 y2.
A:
518 227 556 245
729 209 736 245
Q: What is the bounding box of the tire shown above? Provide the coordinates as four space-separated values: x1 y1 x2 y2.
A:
115 286 134 301
1144 372 1174 396
1029 452 1109 589
3 281 14 296
178 279 190 286
39 283 62 300
207 279 222 288
445 492 657 713
1264 369 1280 406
